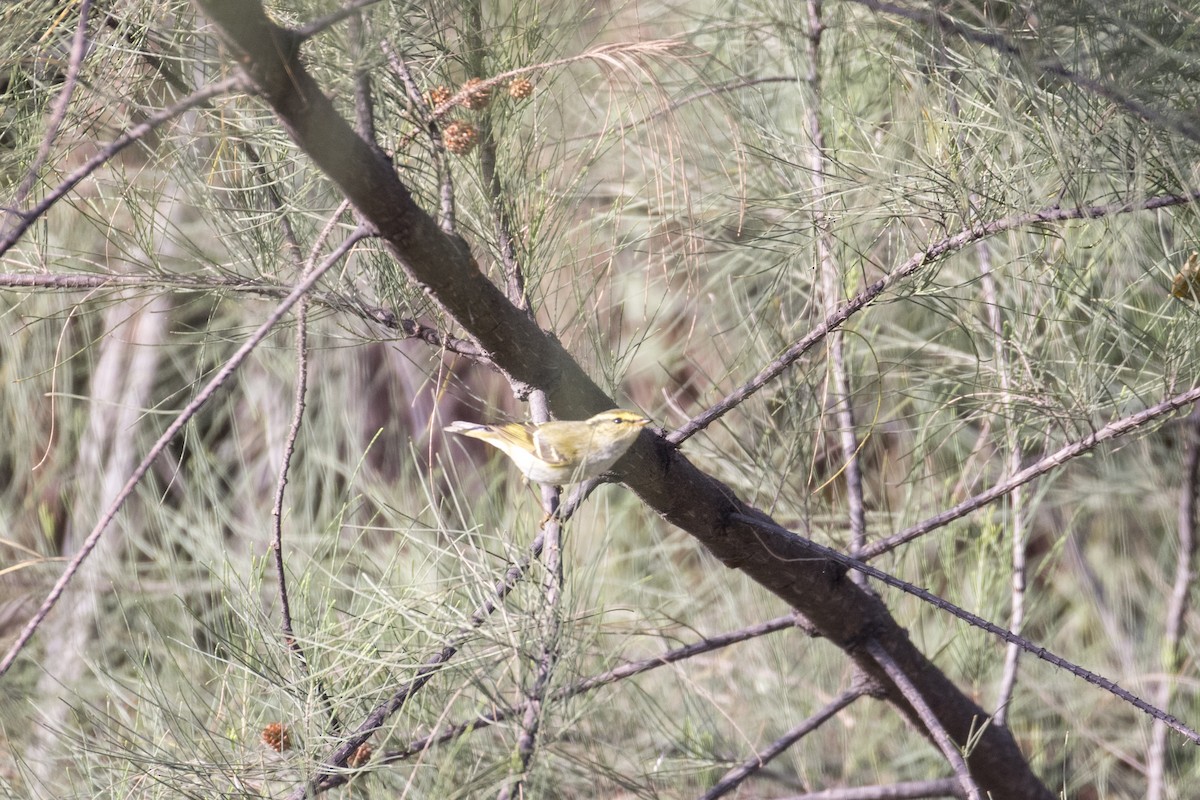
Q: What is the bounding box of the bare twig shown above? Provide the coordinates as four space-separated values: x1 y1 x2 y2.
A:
498 391 561 800
380 40 456 232
14 0 94 205
669 188 1200 446
865 639 982 800
804 0 867 564
0 77 245 255
564 614 801 696
295 0 384 41
303 615 801 795
779 779 965 799
1147 404 1200 800
499 493 562 800
700 686 866 800
271 289 313 665
863 381 1200 559
286 522 548 800
980 246 1026 726
269 206 352 733
0 272 491 362
729 512 1200 744
0 227 370 678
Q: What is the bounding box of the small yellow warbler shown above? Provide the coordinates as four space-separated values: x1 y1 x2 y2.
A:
445 409 650 485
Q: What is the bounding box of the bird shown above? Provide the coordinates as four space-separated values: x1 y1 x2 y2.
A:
444 409 650 485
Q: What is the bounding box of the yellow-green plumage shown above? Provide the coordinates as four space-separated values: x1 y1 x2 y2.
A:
445 409 650 485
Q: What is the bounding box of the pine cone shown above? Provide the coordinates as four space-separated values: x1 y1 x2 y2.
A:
461 78 492 110
261 723 292 752
425 85 452 109
444 121 478 155
508 78 534 100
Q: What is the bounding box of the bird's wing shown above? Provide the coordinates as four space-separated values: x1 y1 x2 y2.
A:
530 427 574 467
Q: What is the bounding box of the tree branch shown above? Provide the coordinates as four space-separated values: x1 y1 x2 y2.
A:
1 77 244 255
866 639 981 800
701 686 866 800
311 615 801 794
670 189 1200 447
863 381 1200 559
0 272 490 362
729 512 1200 743
0 228 371 677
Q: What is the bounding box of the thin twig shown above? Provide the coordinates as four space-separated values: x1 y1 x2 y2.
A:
271 295 312 659
700 686 865 800
1147 403 1200 800
863 381 1200 559
0 272 491 362
804 0 867 564
669 188 1200 446
294 0 384 41
778 778 965 799
0 227 370 679
15 0 94 205
865 639 982 800
500 496 561 799
728 512 1200 744
380 40 456 232
0 77 245 255
935 22 1029 715
269 205 352 733
303 615 800 794
498 391 561 800
288 480 574 800
980 245 1026 727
